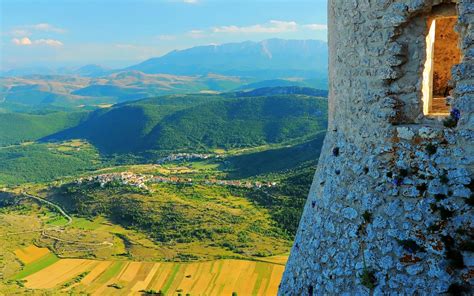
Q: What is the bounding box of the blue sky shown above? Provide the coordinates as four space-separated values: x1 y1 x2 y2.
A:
1 0 327 70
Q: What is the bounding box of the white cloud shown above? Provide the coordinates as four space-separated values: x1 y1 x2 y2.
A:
10 29 31 37
12 37 32 45
30 23 66 33
115 44 139 49
11 37 63 46
187 30 206 39
213 20 298 34
210 20 328 35
182 0 198 3
9 23 66 37
35 39 64 46
303 24 328 31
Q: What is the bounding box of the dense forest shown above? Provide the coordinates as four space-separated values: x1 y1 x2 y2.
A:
42 89 327 154
0 111 87 146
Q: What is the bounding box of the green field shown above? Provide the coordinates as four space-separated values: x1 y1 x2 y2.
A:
11 253 60 280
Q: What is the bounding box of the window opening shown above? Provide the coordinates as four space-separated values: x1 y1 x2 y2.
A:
422 16 461 116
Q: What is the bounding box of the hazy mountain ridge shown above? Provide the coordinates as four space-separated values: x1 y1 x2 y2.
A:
1 64 111 78
1 39 328 109
126 39 327 78
0 72 250 108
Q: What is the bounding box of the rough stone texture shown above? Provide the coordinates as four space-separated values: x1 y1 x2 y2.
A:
279 0 473 295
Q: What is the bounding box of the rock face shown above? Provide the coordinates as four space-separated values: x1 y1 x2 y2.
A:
279 1 473 295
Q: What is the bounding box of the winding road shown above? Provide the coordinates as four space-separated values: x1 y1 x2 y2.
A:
0 192 113 249
22 192 72 226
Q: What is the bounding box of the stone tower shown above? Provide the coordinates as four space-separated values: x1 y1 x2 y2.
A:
280 0 473 294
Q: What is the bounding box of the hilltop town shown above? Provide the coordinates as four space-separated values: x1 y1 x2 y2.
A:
76 171 277 191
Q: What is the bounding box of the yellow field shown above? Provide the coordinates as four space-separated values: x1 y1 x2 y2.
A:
256 254 289 265
14 245 50 264
21 258 285 295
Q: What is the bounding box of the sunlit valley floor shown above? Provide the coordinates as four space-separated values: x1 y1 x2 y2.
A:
0 87 327 295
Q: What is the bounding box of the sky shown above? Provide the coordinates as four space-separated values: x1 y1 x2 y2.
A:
0 0 327 70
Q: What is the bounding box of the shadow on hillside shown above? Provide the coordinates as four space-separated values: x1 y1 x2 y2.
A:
223 132 326 179
39 106 150 154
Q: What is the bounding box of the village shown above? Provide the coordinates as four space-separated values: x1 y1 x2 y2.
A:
156 153 218 164
76 171 277 191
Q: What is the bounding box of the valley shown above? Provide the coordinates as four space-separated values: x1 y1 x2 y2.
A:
0 146 314 294
0 86 327 295
0 204 286 295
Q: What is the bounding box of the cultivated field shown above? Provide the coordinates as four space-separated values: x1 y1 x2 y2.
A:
21 258 285 295
14 245 50 264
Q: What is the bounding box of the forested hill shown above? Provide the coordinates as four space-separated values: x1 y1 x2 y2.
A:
42 87 328 154
0 111 88 147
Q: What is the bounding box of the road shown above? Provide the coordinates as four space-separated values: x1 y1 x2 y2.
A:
0 192 113 250
22 192 72 226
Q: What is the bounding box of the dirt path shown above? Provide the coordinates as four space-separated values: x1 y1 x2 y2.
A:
0 192 113 250
23 192 72 226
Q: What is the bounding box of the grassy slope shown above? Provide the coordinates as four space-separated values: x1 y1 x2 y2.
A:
50 182 291 258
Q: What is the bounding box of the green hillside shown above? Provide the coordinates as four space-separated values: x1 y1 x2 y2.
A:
225 132 325 178
0 88 328 186
44 91 328 154
50 181 291 258
247 163 316 235
144 95 326 151
0 141 101 185
44 94 224 153
0 111 88 146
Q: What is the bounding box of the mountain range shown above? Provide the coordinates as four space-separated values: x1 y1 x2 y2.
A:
1 39 327 109
1 64 111 78
2 39 327 79
126 39 327 78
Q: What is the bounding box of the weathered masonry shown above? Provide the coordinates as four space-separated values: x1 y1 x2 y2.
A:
280 0 473 295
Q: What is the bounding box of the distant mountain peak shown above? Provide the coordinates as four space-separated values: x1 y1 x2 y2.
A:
124 38 328 78
75 64 110 77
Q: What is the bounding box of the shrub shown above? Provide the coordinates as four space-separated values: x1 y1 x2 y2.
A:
443 108 460 128
397 239 426 253
108 283 124 289
447 283 470 295
362 211 372 223
360 268 377 289
425 144 437 155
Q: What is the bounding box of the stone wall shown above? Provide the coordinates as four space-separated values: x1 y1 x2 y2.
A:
279 0 473 295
